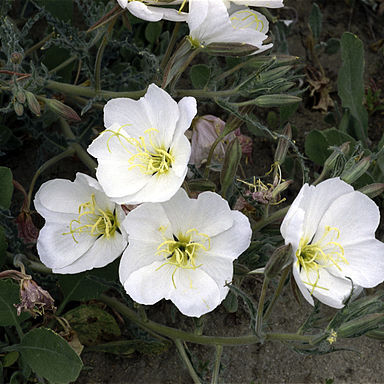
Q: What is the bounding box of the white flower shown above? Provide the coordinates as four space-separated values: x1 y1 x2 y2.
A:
281 178 384 308
119 188 252 317
223 0 284 8
187 0 273 54
34 173 128 274
87 84 197 205
117 0 187 22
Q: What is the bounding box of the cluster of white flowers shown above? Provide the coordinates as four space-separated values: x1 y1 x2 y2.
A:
34 0 384 318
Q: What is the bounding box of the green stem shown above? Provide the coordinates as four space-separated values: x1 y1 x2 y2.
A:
14 320 24 340
160 22 181 71
175 88 238 99
203 136 222 179
312 168 328 186
24 32 54 57
59 118 97 173
263 267 290 322
174 339 202 384
49 56 77 74
255 276 270 337
6 253 52 274
27 147 76 209
211 345 223 384
100 294 315 346
252 206 290 232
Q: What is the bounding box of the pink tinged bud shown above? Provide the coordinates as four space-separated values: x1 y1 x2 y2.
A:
235 129 253 160
16 211 39 244
359 183 384 198
190 115 235 169
44 98 81 122
10 52 23 64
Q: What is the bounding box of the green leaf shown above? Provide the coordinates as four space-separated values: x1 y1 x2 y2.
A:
0 125 22 152
337 32 368 143
309 3 322 41
222 290 238 313
35 0 73 21
0 226 7 267
63 305 121 346
0 166 13 209
145 22 162 44
3 351 19 368
190 64 211 89
19 328 82 383
305 130 328 165
0 280 29 327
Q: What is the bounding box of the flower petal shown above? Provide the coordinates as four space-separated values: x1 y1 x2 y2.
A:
169 268 222 317
170 135 191 177
37 222 95 269
127 2 187 22
54 231 127 274
123 261 174 305
292 261 314 306
173 96 197 143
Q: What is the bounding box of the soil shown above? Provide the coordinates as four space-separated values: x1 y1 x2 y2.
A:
76 1 384 383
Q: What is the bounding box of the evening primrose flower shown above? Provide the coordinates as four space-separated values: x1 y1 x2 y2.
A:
117 0 187 22
187 0 273 53
119 188 252 317
87 84 196 205
280 178 384 308
34 173 127 274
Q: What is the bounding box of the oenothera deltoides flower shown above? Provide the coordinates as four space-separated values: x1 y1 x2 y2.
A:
34 173 127 274
88 84 197 204
280 177 384 308
119 188 252 317
187 0 273 53
116 0 187 22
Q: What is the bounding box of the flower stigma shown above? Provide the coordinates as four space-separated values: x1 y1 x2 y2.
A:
156 227 211 288
63 194 117 243
296 226 348 294
105 125 175 176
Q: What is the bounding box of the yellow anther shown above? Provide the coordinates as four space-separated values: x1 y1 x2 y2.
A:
327 330 337 344
296 226 347 294
62 194 117 243
156 229 211 289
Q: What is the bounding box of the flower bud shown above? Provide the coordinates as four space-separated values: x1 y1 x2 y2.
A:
274 124 292 165
44 98 81 122
358 183 384 198
271 179 292 200
338 313 384 338
15 90 26 104
16 211 39 244
25 91 41 116
341 155 371 184
253 94 302 108
323 142 350 173
235 129 253 162
10 52 23 64
190 115 235 169
13 101 24 116
188 179 216 192
220 137 242 198
264 244 293 279
204 42 258 56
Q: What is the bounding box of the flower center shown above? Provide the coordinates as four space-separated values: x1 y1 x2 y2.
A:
296 226 348 294
106 126 174 176
156 228 211 288
63 194 117 243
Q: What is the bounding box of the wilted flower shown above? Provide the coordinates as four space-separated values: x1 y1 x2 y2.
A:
117 0 187 21
281 177 384 308
34 173 127 274
119 188 252 317
235 129 253 163
187 0 273 54
88 84 197 204
189 115 235 169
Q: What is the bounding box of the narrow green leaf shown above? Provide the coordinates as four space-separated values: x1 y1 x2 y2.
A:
337 32 368 143
309 3 322 40
19 328 83 384
0 166 13 209
0 226 6 267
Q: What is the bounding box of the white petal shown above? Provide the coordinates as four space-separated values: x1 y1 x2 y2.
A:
230 9 269 34
170 134 191 177
314 190 380 246
119 168 186 204
121 202 170 243
188 0 211 33
205 210 252 260
301 267 353 309
169 268 222 317
198 256 233 300
53 231 127 274
332 239 384 288
117 0 128 8
173 97 197 143
231 0 284 7
292 261 314 306
34 178 94 223
123 261 174 305
127 2 187 22
37 222 95 269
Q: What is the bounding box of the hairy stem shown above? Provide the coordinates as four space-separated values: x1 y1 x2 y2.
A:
255 276 270 337
252 206 290 232
174 339 202 384
211 344 223 384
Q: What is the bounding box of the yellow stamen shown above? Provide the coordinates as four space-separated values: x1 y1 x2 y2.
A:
296 226 348 294
62 194 117 243
230 10 265 31
156 228 210 289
